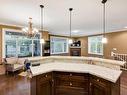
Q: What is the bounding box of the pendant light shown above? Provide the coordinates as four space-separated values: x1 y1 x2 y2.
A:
102 0 108 44
40 5 45 44
68 8 73 44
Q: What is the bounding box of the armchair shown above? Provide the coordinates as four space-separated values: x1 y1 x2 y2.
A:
3 57 26 74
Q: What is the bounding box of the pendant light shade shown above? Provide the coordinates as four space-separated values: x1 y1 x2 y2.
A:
102 37 108 44
68 8 73 44
40 5 45 44
102 37 108 43
101 0 108 44
40 39 45 44
68 39 73 44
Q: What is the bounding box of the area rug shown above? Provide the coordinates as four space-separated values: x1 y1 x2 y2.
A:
19 71 32 78
18 71 28 77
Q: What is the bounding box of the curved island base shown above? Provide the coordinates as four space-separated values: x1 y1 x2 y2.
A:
31 71 120 95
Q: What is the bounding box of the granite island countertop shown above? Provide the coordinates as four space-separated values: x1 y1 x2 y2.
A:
27 56 125 66
26 56 125 70
30 62 122 83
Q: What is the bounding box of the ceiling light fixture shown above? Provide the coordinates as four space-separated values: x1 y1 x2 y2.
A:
68 8 73 44
124 26 127 29
102 0 108 44
22 17 39 38
40 5 45 44
72 30 79 33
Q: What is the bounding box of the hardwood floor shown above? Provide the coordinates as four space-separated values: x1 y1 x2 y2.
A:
0 75 30 95
0 71 127 95
0 65 5 75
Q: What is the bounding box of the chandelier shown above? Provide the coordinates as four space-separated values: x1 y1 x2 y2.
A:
22 17 39 38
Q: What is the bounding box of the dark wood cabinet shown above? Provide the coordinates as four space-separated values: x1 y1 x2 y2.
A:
37 80 52 95
31 72 53 95
90 81 110 95
43 41 50 56
54 72 89 95
55 86 88 95
89 75 119 95
31 71 120 95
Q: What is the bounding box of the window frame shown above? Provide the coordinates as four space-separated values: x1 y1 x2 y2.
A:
50 36 69 54
2 28 42 58
88 35 103 55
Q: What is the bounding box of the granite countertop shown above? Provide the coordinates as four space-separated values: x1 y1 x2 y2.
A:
30 62 122 83
27 56 125 66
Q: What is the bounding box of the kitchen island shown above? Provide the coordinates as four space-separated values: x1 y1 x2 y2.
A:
30 60 123 95
28 56 125 70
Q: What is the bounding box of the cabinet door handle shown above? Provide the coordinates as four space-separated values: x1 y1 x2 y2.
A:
70 82 72 86
90 82 92 86
45 75 48 78
97 79 100 82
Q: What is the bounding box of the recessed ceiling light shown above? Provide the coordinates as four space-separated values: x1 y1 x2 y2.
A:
72 30 79 33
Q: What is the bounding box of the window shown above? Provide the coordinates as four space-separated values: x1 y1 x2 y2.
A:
17 38 33 57
50 36 69 54
33 40 41 56
2 29 42 58
88 35 103 55
6 39 17 57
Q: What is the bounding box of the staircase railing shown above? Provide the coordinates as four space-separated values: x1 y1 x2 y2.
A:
111 52 127 70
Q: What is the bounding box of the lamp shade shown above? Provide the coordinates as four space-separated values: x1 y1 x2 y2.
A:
102 37 108 44
40 39 45 44
68 39 73 44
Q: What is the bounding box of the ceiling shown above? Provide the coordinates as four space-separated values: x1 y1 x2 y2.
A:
0 0 127 37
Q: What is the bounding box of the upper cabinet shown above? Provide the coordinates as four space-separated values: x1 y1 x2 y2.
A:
42 31 49 41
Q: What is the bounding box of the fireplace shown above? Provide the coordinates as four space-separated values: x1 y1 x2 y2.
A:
70 48 81 56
